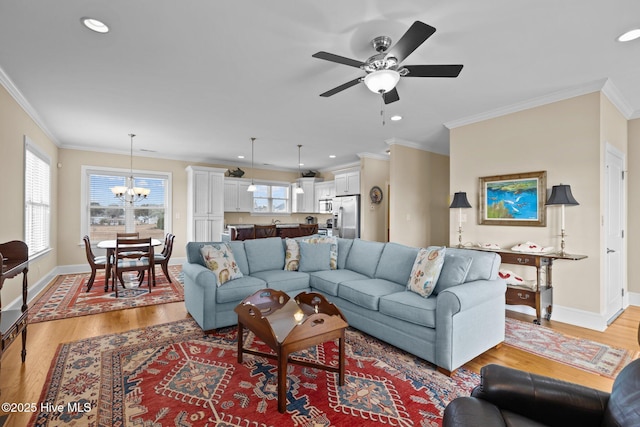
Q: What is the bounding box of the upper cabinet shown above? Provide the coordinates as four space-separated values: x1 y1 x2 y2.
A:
334 170 360 195
315 181 335 213
224 178 253 212
292 177 323 213
186 166 226 241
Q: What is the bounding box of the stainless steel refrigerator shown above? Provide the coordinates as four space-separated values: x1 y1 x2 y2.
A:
332 195 360 238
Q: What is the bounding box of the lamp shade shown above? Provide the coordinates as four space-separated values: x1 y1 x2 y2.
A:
364 69 400 94
546 184 579 206
449 192 472 209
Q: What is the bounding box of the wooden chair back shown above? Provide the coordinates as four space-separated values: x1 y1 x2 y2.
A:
254 224 277 239
113 237 154 296
299 223 318 236
116 232 139 239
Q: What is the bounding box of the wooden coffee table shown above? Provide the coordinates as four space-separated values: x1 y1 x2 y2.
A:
234 289 348 413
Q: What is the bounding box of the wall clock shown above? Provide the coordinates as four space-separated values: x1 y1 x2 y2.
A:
369 186 383 204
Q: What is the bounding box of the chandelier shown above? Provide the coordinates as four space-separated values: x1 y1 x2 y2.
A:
110 133 150 203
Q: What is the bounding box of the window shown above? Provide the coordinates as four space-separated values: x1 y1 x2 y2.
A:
81 166 171 241
24 138 51 258
252 183 290 214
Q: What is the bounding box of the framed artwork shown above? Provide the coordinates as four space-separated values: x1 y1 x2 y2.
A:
479 171 547 226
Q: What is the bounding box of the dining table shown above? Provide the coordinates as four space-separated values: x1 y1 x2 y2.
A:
97 238 163 292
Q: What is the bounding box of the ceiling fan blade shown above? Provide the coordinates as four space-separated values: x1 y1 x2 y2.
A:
403 64 464 78
319 77 363 97
383 88 400 104
386 21 436 64
312 51 364 68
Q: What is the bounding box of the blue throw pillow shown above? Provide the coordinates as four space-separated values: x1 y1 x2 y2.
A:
298 241 332 272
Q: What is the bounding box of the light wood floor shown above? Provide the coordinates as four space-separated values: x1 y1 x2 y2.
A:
1 301 639 426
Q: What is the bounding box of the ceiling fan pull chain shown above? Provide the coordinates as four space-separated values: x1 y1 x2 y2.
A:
380 94 386 126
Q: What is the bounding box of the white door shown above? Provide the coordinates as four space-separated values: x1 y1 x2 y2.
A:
604 144 625 324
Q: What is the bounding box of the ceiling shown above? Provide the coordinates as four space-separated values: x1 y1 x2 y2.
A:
1 1 639 172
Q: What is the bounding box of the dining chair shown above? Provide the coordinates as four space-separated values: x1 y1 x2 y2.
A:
116 232 139 239
82 235 107 292
254 224 277 239
153 233 175 283
278 227 300 238
112 237 154 297
299 223 318 236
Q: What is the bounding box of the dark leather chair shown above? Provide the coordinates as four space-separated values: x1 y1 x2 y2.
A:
82 235 107 291
254 224 277 238
443 359 640 427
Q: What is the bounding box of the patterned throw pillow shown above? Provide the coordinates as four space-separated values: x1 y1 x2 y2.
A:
407 246 446 298
284 238 300 271
200 243 243 286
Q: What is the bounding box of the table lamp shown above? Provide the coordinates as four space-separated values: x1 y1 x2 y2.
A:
545 184 579 256
450 192 472 248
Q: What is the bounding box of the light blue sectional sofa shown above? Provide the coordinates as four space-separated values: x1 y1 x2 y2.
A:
183 237 506 374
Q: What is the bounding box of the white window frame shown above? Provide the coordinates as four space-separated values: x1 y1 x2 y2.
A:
80 165 172 241
24 137 52 259
251 180 291 215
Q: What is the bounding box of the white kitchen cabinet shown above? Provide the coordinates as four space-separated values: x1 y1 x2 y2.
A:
315 181 335 213
292 177 323 213
186 166 226 241
334 170 360 195
224 178 253 212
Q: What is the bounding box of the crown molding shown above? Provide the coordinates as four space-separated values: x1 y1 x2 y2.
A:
0 65 59 146
444 78 618 129
384 137 450 156
357 151 389 161
601 79 635 119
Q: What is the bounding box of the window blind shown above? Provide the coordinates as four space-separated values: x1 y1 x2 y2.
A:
25 141 51 257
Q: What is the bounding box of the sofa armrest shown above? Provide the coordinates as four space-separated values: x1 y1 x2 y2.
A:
437 279 506 316
182 262 218 288
472 364 610 427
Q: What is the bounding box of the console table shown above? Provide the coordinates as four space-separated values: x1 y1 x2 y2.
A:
474 248 586 324
0 240 29 390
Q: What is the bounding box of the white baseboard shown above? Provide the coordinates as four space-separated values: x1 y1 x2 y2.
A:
507 295 640 332
3 257 186 312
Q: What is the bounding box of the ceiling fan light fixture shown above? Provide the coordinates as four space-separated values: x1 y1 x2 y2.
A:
364 69 400 94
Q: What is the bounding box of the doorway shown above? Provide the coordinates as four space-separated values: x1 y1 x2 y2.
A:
604 143 625 324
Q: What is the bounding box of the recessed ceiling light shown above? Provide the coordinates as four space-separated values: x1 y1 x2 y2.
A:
390 115 403 121
237 155 245 159
82 17 109 34
617 28 640 42
299 163 304 166
329 155 336 158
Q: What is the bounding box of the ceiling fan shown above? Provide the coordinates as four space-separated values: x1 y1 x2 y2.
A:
312 21 463 104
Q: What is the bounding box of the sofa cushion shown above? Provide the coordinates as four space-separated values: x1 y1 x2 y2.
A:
216 276 267 304
244 237 285 274
336 238 353 269
379 291 437 328
299 241 332 272
251 270 310 293
407 246 446 298
433 253 473 295
446 248 501 281
302 236 338 269
308 269 370 296
345 239 385 278
338 278 406 311
200 243 244 285
375 242 420 284
227 240 250 276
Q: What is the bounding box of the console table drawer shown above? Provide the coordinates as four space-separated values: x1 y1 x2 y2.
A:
500 252 537 266
505 287 537 308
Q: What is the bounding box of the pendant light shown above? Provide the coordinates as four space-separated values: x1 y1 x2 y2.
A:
110 133 150 203
247 137 257 192
295 144 304 194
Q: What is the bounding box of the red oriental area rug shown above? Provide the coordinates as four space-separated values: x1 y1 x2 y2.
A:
505 317 639 379
31 319 479 426
29 266 184 323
